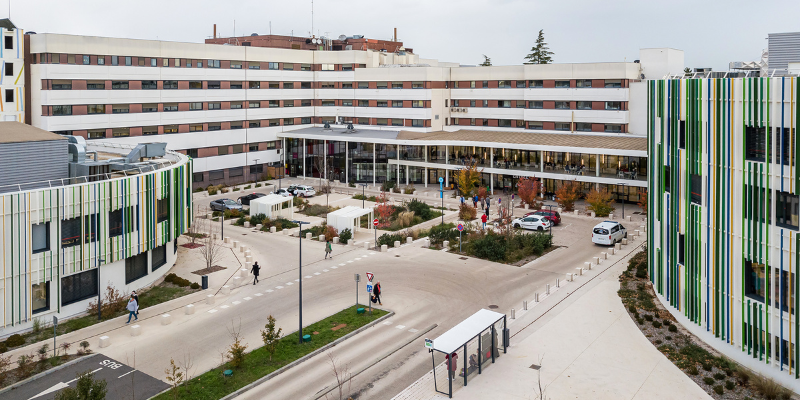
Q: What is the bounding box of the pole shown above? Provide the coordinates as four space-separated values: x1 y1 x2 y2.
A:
221 212 224 240
459 230 462 253
298 222 303 344
441 190 444 225
621 184 626 219
97 266 102 320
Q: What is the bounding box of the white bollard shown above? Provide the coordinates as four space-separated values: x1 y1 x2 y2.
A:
333 237 340 244
256 224 263 230
511 308 516 319
239 244 246 252
244 250 251 258
381 244 388 252
245 255 253 263
239 268 249 278
609 248 615 255
622 238 628 245
634 230 640 237
130 325 142 336
161 314 172 326
407 236 412 244
224 237 231 243
574 210 579 215
626 215 632 222
99 336 111 348
443 240 450 248
557 207 562 214
185 304 195 315
585 261 593 270
535 293 540 302
221 285 231 295
523 300 528 310
394 240 401 248
206 294 215 305
244 221 250 228
601 252 608 260
590 211 596 218
615 243 621 251
546 284 550 295
319 234 325 241
364 241 371 249
576 267 583 276
282 229 289 235
609 213 614 219
305 232 312 240
556 278 560 288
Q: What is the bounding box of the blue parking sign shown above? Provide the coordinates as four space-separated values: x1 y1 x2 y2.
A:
366 284 373 294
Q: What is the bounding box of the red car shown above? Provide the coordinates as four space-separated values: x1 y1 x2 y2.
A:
525 209 561 226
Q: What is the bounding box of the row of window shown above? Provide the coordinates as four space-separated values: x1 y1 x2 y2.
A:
744 125 795 166
31 199 168 253
46 79 435 90
185 141 280 158
448 118 626 133
36 53 356 71
449 99 625 110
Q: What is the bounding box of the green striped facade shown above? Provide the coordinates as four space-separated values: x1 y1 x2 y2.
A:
0 157 192 332
648 77 800 377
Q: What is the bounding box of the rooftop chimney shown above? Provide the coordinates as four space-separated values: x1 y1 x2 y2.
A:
394 27 397 42
213 24 217 39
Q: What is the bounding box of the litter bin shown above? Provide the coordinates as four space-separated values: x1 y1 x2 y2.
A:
202 275 209 290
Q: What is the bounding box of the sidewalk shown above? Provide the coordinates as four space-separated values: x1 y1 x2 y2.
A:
393 237 710 400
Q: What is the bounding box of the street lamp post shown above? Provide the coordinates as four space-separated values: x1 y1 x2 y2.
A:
544 204 555 239
292 220 309 344
252 158 260 184
96 258 106 320
619 183 627 220
360 184 367 208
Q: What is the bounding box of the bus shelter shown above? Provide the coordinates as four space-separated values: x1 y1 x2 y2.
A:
249 194 294 219
428 309 508 398
326 206 374 234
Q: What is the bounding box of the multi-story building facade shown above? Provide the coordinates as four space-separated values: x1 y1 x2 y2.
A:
648 77 800 384
0 122 192 336
0 19 24 122
21 33 679 199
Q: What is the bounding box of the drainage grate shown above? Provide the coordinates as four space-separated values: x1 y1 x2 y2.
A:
488 305 499 309
529 364 541 370
459 257 468 260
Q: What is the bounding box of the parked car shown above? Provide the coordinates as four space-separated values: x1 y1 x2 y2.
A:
237 192 266 206
273 188 293 197
511 215 551 231
286 184 300 195
525 209 562 226
591 221 627 245
210 198 243 212
293 185 316 197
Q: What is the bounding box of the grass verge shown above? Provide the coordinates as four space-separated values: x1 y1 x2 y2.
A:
153 305 388 400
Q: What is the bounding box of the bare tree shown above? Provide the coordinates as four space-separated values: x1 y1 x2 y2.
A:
185 206 206 247
197 218 224 270
532 355 549 400
179 351 196 382
324 352 353 400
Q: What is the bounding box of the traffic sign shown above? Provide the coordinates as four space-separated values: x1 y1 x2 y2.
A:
457 223 464 232
373 218 379 227
366 272 374 282
438 177 444 183
366 284 373 294
425 338 433 349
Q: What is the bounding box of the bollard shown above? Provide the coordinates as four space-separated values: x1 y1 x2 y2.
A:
556 278 560 288
245 255 253 263
585 261 593 270
282 229 289 235
523 300 528 310
244 221 250 228
566 273 573 282
239 268 248 278
333 237 340 244
130 325 142 336
609 213 614 219
99 336 111 348
364 241 371 249
615 243 621 251
534 293 540 302
626 215 632 222
590 211 596 218
319 234 326 241
244 249 251 258
576 267 583 276
593 256 600 265
239 244 246 252
256 224 263 230
634 229 640 237
511 308 515 319
394 240 401 248
185 304 195 315
202 275 208 290
622 238 628 245
212 233 218 240
609 248 615 256
407 236 412 244
557 207 562 214
306 232 312 240
221 285 231 295
546 284 551 294
269 226 276 233
443 240 450 248
224 237 231 243
161 314 172 326
601 252 608 260
381 244 388 252
574 210 579 215
206 294 215 305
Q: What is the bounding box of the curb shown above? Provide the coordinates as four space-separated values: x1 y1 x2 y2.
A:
0 353 98 396
219 310 394 400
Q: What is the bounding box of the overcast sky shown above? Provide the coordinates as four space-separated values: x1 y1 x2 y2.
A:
10 0 800 70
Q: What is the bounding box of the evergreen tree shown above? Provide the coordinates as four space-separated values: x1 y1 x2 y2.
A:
480 55 492 66
524 30 554 64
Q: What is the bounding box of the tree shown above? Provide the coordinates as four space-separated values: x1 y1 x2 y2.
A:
516 177 542 209
555 181 581 212
585 188 615 217
0 353 11 386
185 209 204 247
637 190 648 215
197 218 224 271
524 30 554 64
165 358 184 400
374 192 393 229
226 321 248 369
454 164 483 198
261 315 283 362
54 370 108 400
324 352 352 400
480 54 492 66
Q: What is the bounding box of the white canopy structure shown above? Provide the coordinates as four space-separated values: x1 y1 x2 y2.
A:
249 194 294 219
327 206 374 234
432 309 506 354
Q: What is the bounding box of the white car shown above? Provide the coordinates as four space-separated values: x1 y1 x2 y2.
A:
511 215 551 231
272 188 293 197
294 185 316 198
592 221 627 245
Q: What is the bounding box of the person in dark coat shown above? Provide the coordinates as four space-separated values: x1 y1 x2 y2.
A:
250 262 261 285
131 290 140 316
373 282 382 305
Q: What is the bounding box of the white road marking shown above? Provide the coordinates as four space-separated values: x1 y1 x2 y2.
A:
232 301 241 305
314 272 321 275
220 305 229 309
243 297 252 300
295 279 300 282
118 369 136 379
396 325 406 330
347 261 354 263
305 275 313 278
276 286 284 289
355 258 362 260
409 328 419 333
208 309 218 313
265 289 273 293
286 282 294 285
323 269 329 272
383 321 392 325
339 263 346 266
370 252 377 255
331 266 338 269
254 293 263 297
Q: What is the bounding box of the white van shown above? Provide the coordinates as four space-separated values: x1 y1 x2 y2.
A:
591 221 627 245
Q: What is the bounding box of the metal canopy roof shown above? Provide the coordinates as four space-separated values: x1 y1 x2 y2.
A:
432 309 505 354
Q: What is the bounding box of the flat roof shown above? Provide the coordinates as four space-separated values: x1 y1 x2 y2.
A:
396 130 647 151
280 126 400 140
0 122 67 144
432 309 505 354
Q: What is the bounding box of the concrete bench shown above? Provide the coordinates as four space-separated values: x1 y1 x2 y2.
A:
131 325 142 336
381 244 388 252
99 336 111 348
161 314 172 326
206 295 215 305
185 304 195 315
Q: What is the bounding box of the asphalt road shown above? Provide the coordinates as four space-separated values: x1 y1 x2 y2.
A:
4 354 168 400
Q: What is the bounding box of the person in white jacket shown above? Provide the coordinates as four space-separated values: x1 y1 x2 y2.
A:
126 297 139 324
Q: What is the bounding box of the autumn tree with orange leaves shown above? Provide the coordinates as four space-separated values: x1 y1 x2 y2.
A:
516 177 542 209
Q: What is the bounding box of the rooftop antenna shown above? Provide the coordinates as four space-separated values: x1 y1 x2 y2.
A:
269 21 272 35
234 20 236 37
311 0 314 38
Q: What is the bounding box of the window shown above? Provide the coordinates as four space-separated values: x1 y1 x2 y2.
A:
3 62 11 76
664 166 671 192
32 281 50 314
52 80 72 90
112 104 130 114
412 81 424 89
87 81 104 90
207 81 221 89
301 100 312 107
61 269 98 306
209 170 225 180
125 56 132 66
342 100 353 107
61 217 81 248
112 128 130 137
138 57 144 66
249 62 260 70
482 100 489 107
776 191 799 229
498 80 511 88
174 58 180 67
498 100 511 108
529 80 543 88
555 80 570 88
470 100 476 107
208 102 221 110
189 124 203 132
269 119 280 127
268 62 279 70
3 36 11 50
283 63 294 70
208 60 221 68
150 58 157 67
555 122 571 131
516 81 526 88
32 222 50 254
218 146 229 156
745 260 767 302
268 100 280 108
576 122 592 132
555 101 570 109
300 63 311 71
577 101 592 110
125 253 148 284
322 100 336 107
52 105 72 116
679 121 686 149
529 101 543 109
156 197 169 223
250 164 264 175
377 118 388 126
142 104 158 112
88 130 106 139
189 81 202 89
163 103 178 112
98 57 105 65
392 119 403 126
230 81 243 89
321 64 334 71
141 80 157 89
283 82 294 89
690 174 702 205
392 82 403 89
230 121 243 130
109 209 123 237
377 82 388 89
187 149 199 158
82 213 98 243
412 100 424 108
112 55 119 65
301 117 311 124
249 121 261 128
498 119 512 127
605 80 622 88
357 118 369 125
775 127 793 165
163 58 169 67
67 54 75 64
152 245 167 271
249 101 261 108
355 100 367 107
605 101 622 110
377 101 388 107
604 124 623 133
302 82 313 89
412 119 424 127
142 126 158 135
229 101 243 109
358 82 369 89
746 126 766 161
229 167 244 177
190 102 203 111
528 121 544 130
163 80 178 89
268 82 280 89
88 104 105 114
248 143 259 152
249 81 261 89
576 80 592 88
392 100 403 108
232 144 243 154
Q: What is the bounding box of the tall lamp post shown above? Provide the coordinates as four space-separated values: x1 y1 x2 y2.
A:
619 183 627 220
96 258 105 320
360 183 368 208
251 158 260 185
544 204 555 239
292 220 309 344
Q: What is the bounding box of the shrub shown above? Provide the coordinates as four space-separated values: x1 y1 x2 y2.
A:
467 231 507 261
652 321 662 328
636 318 644 325
702 362 712 371
403 184 416 194
687 365 699 375
377 233 404 247
233 187 240 191
459 204 477 220
207 185 218 195
713 372 725 380
303 204 333 217
668 324 678 332
5 334 24 348
301 224 327 238
392 186 401 193
585 188 615 217
713 385 723 395
751 375 792 400
703 377 715 385
663 319 671 326
234 216 246 226
249 213 267 226
339 228 353 244
80 341 91 354
396 211 416 228
381 181 395 192
353 194 367 200
725 381 735 390
428 223 458 247
244 185 251 190
349 182 356 188
223 209 242 219
165 273 193 287
255 183 262 188
628 305 636 313
324 225 338 242
734 369 751 385
16 354 35 378
644 314 653 322
408 199 434 220
190 282 200 289
259 217 299 232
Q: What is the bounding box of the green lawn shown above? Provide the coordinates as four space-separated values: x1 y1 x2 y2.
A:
154 305 388 400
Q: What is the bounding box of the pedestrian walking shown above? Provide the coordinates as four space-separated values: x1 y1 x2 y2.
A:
373 281 382 305
324 239 333 259
460 196 465 206
131 290 140 316
472 194 478 208
126 297 138 324
481 213 488 229
250 261 261 284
